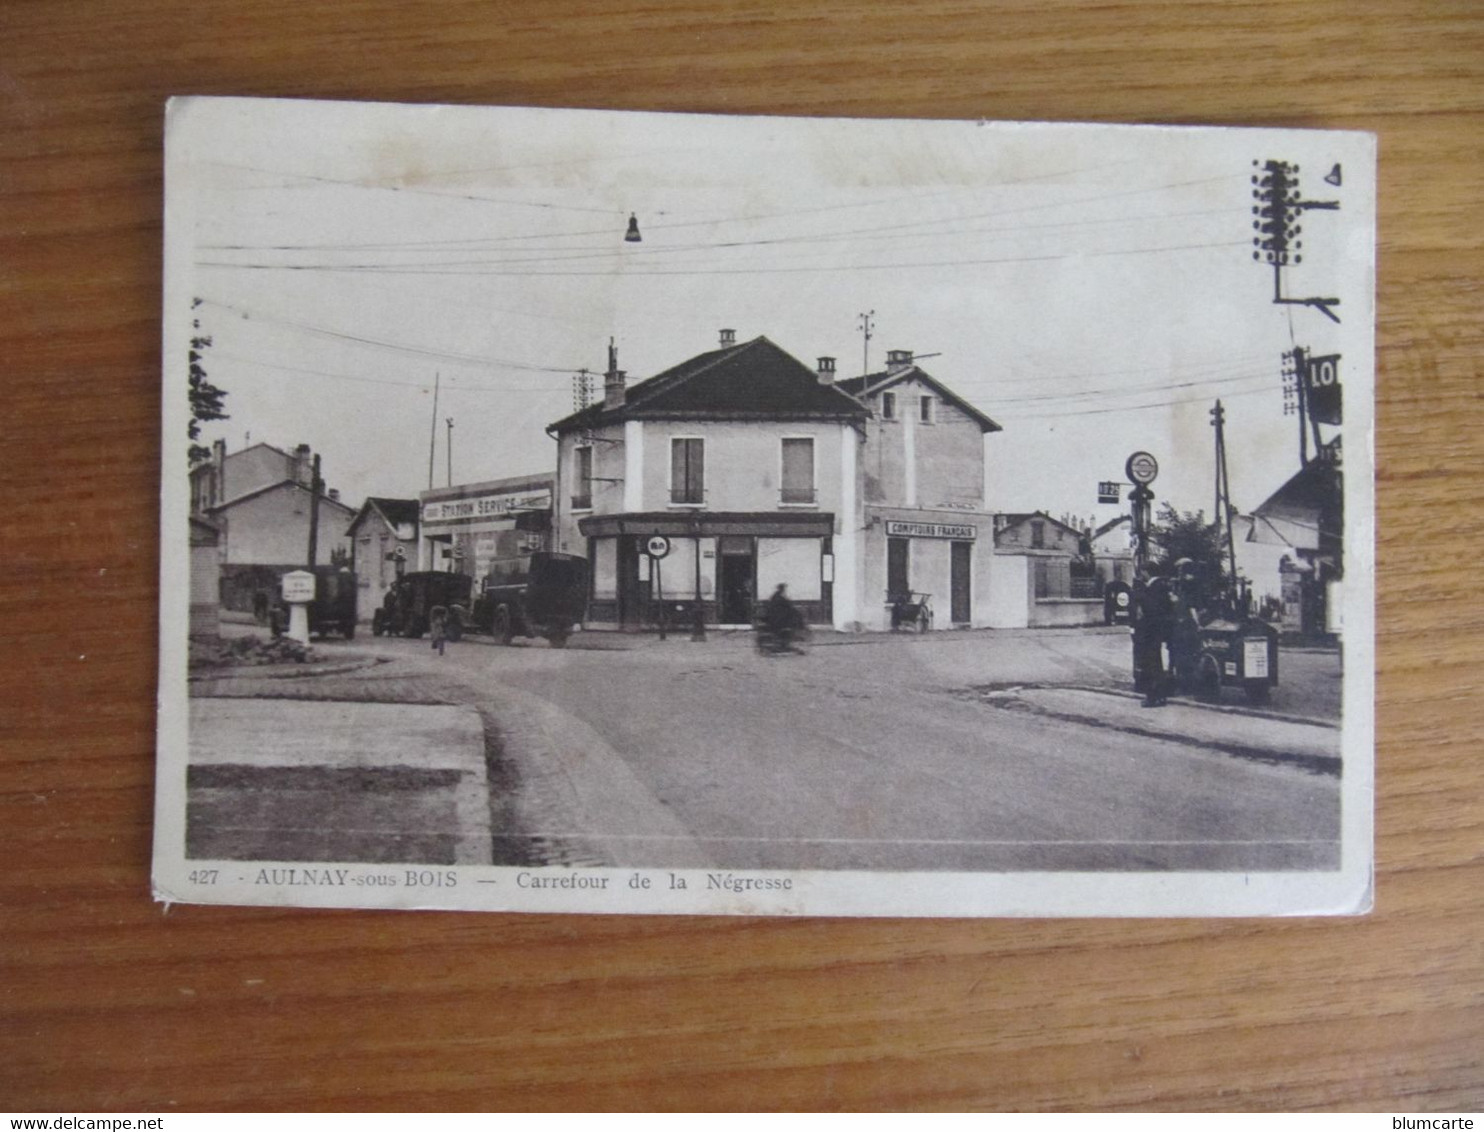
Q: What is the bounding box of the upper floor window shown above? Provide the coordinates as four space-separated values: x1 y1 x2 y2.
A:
670 437 705 505
920 395 935 423
1031 520 1045 549
572 445 593 511
780 437 815 504
880 392 897 420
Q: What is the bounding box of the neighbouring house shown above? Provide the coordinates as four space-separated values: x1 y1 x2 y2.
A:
192 439 355 619
1089 514 1136 590
1248 437 1343 637
547 332 1004 630
990 511 1104 628
346 497 421 623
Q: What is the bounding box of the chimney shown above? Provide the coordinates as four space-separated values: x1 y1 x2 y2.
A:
603 337 625 410
294 443 312 485
816 356 837 385
719 328 736 348
886 349 913 374
328 488 340 503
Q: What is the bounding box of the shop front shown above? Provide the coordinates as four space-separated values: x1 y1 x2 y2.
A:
861 509 990 630
419 476 554 582
578 511 834 629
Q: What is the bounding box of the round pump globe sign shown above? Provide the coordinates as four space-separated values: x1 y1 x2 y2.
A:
1125 451 1160 486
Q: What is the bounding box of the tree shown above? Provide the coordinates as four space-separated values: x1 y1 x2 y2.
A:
1149 503 1230 597
188 298 228 464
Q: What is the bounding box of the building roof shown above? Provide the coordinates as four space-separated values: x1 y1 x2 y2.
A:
1247 458 1343 549
549 336 871 433
205 478 356 516
837 365 1001 434
348 497 420 537
997 510 1080 533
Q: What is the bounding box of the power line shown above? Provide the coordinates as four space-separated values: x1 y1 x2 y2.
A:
197 297 583 373
200 156 1152 254
212 350 570 394
198 237 1247 279
199 205 1240 270
1000 381 1278 420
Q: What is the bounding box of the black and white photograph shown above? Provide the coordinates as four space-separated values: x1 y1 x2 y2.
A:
155 98 1375 916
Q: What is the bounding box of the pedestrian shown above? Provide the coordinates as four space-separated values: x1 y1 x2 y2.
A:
429 604 448 657
1134 567 1173 707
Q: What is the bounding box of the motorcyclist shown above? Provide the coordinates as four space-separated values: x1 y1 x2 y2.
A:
762 583 803 654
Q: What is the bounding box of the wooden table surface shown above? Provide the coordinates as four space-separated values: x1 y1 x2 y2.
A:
3 0 1481 1113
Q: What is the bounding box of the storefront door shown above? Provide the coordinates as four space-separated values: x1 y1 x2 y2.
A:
616 535 651 627
887 537 910 600
719 538 755 624
951 540 972 624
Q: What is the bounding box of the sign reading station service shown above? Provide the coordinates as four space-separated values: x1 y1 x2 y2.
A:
884 521 976 540
422 490 551 527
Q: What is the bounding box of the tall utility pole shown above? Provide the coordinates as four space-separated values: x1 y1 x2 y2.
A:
427 372 440 490
572 367 594 412
306 453 322 569
445 417 454 487
1251 159 1341 322
1210 401 1238 592
857 310 875 377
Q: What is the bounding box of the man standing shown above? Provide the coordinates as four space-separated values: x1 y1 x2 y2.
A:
1133 567 1173 707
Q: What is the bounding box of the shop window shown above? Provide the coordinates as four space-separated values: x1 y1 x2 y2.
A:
780 437 815 504
757 538 821 602
572 446 592 510
670 437 704 505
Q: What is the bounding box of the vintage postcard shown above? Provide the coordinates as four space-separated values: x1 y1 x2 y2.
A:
155 98 1375 915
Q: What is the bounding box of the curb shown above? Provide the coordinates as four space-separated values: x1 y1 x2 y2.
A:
188 656 386 683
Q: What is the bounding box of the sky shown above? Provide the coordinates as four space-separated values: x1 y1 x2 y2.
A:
170 99 1373 589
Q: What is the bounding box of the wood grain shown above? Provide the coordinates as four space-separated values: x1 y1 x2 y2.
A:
2 0 1481 1112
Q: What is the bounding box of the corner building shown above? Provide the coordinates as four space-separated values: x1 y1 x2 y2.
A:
549 332 1001 631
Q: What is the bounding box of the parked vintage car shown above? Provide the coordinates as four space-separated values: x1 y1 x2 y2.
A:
372 571 473 639
268 566 358 640
471 551 588 647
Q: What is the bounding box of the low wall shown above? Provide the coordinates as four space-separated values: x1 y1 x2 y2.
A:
1030 597 1104 628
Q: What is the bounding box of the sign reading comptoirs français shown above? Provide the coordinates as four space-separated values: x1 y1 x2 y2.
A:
884 520 976 540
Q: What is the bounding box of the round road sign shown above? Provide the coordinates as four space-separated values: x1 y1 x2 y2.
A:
645 535 671 559
1125 451 1159 486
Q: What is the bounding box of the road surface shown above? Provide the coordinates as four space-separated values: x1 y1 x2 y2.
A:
190 628 1342 871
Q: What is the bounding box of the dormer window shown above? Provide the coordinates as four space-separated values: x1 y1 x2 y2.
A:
880 392 896 420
